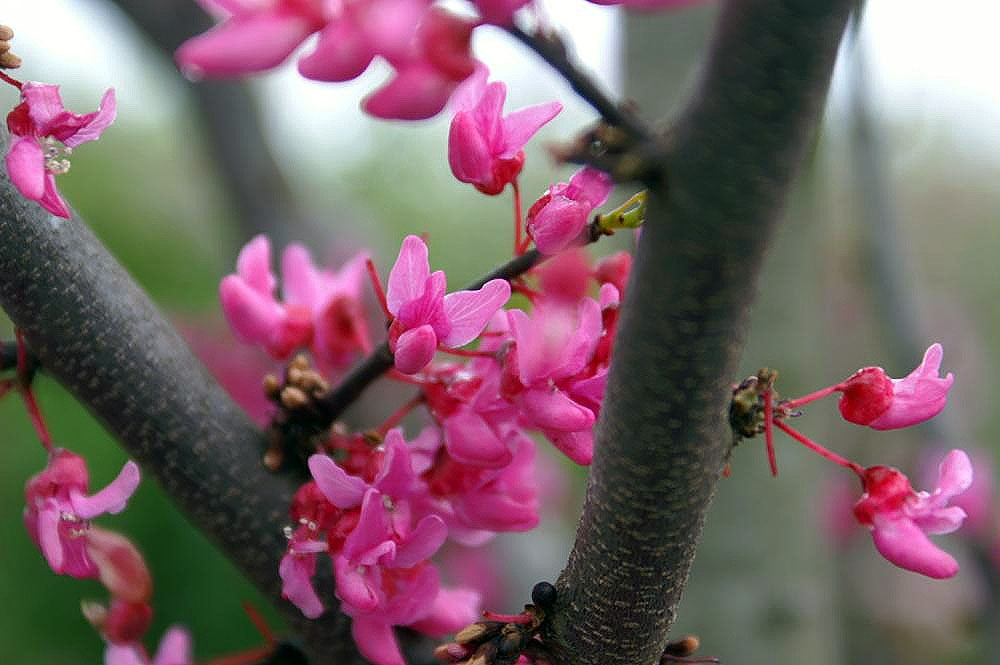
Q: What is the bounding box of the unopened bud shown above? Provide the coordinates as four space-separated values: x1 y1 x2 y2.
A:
103 599 153 645
80 599 108 629
0 25 13 41
263 447 283 471
434 643 470 663
281 386 309 409
290 354 309 370
263 374 281 397
664 635 700 658
0 51 21 69
287 366 303 384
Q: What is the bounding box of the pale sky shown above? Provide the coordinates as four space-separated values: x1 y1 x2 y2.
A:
4 1 1000 161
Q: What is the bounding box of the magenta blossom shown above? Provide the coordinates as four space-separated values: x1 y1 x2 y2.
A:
526 167 613 254
837 343 954 430
853 449 972 578
24 449 140 578
220 235 370 367
385 235 510 374
448 65 562 195
104 626 191 665
472 0 533 25
5 82 116 218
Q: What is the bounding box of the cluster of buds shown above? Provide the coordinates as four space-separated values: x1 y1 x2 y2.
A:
436 582 557 665
0 24 20 69
263 353 332 470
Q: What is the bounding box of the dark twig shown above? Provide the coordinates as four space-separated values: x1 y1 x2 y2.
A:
506 25 655 144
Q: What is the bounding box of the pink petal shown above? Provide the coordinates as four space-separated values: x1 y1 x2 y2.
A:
334 555 380 612
568 166 613 207
61 88 117 148
152 626 193 665
520 388 595 432
105 644 145 665
450 63 489 112
374 430 417 498
280 550 324 618
441 279 511 347
472 82 506 151
553 297 603 379
911 505 967 536
393 324 438 374
5 136 45 201
219 275 285 345
933 449 974 504
871 517 959 579
396 272 449 333
298 18 377 82
357 0 427 61
393 515 447 568
499 101 562 159
528 196 591 255
362 62 458 121
351 616 405 665
281 243 321 307
386 235 430 314
175 10 315 78
37 172 71 219
448 111 494 186
456 491 539 532
869 343 954 430
473 0 532 25
70 461 140 518
548 429 594 465
236 235 276 295
21 83 66 129
37 503 65 572
308 454 368 509
343 490 392 564
409 587 481 636
443 410 512 468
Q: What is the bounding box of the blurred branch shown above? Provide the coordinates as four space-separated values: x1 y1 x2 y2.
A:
104 0 320 247
0 155 357 664
545 4 852 665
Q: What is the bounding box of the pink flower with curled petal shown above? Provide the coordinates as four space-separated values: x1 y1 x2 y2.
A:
853 449 972 578
384 235 510 374
837 343 954 430
5 82 116 218
526 167 613 254
448 65 562 195
23 449 140 578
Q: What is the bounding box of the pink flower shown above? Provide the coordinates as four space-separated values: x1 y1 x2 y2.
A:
448 65 561 195
175 0 328 79
219 235 370 367
837 343 954 430
526 167 613 254
472 0 533 25
23 449 140 577
104 626 191 665
385 236 510 374
853 449 972 578
5 82 116 218
587 0 708 8
362 8 478 120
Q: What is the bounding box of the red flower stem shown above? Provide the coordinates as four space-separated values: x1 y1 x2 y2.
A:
0 70 22 89
772 419 863 476
365 258 392 321
512 179 524 256
387 369 428 386
482 610 534 624
16 330 52 451
241 601 276 646
376 393 424 436
438 347 497 359
511 279 541 301
782 383 842 409
764 389 777 476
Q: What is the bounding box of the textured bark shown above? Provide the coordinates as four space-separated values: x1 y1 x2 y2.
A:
0 161 353 664
547 3 852 665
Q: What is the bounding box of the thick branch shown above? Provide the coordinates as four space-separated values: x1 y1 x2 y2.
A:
0 158 354 664
547 3 852 665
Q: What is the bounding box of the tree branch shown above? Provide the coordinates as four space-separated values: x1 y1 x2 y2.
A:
545 3 852 665
0 157 356 664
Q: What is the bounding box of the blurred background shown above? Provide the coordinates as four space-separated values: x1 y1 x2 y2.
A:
1 1 999 663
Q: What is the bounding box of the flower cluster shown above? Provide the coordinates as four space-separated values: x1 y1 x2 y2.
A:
739 344 970 579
